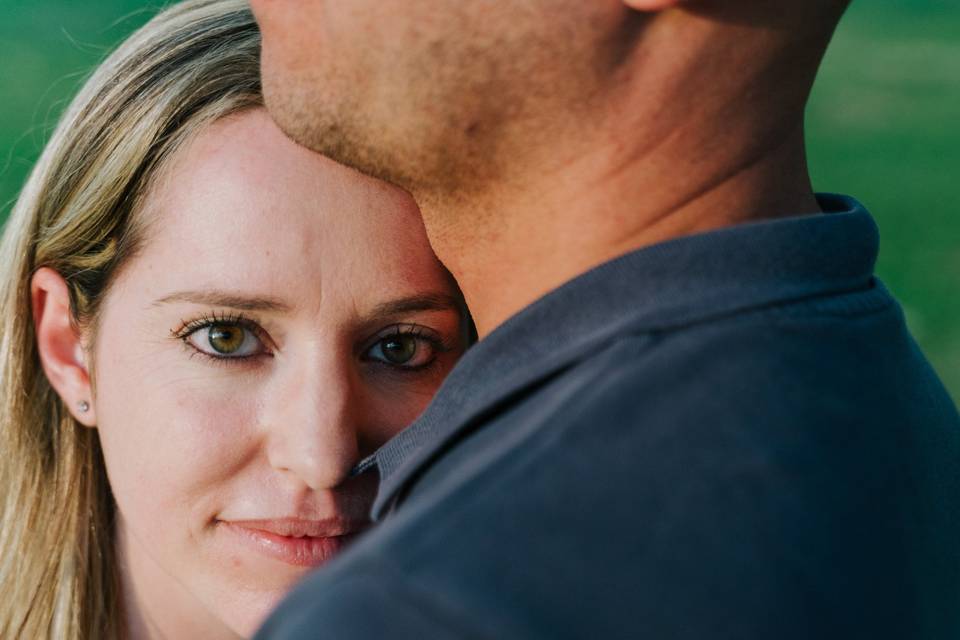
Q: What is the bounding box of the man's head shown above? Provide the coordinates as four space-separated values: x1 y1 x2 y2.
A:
251 0 850 199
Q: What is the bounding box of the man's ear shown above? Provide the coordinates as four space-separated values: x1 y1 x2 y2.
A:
623 0 684 11
31 267 97 427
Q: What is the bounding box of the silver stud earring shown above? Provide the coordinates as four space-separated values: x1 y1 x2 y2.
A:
78 400 90 413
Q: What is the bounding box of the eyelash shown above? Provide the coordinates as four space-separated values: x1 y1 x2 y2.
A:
172 311 269 365
172 313 453 372
361 323 454 374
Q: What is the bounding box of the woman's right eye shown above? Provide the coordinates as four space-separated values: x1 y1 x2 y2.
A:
184 323 266 359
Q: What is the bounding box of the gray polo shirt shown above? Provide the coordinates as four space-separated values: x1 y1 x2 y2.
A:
257 195 960 639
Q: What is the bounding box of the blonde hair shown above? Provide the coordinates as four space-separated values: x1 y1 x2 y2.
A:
0 1 261 637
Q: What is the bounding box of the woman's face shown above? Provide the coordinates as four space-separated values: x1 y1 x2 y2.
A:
90 109 466 637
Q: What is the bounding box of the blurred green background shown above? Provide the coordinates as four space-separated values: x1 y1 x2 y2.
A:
1 1 957 400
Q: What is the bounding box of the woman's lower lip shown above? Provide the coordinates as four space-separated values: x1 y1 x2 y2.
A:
222 522 356 568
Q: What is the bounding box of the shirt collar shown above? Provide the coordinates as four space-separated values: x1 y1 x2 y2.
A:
370 194 879 518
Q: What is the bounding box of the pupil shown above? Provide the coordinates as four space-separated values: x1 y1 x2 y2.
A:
383 335 416 363
209 325 243 354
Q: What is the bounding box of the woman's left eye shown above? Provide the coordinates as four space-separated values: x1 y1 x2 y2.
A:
185 323 265 359
364 330 440 370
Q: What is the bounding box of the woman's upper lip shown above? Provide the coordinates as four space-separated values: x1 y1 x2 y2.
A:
223 517 368 538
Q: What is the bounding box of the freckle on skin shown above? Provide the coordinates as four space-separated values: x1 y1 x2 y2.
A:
93 110 467 636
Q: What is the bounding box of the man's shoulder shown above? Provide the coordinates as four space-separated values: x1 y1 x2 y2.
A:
257 289 960 640
567 291 929 429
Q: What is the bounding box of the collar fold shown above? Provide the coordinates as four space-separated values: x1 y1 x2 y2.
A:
372 194 879 519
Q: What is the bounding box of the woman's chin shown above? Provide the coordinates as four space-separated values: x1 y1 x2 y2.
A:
223 591 287 640
201 556 318 639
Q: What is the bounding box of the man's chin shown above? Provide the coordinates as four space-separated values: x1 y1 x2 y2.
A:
260 90 319 153
259 77 414 191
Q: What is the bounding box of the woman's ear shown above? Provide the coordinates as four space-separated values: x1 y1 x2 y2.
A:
622 0 684 11
31 267 97 427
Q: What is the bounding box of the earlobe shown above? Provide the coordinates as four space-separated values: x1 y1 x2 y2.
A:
31 267 97 427
622 0 683 11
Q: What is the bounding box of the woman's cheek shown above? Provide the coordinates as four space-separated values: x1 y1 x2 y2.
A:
96 357 264 533
363 353 461 425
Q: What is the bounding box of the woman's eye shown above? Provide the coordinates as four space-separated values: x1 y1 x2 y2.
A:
365 332 438 369
185 323 264 358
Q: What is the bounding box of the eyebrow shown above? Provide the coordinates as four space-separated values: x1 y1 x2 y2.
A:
152 290 292 313
367 293 463 319
151 290 462 318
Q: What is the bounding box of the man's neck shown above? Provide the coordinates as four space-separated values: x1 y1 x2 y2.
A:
417 122 820 339
410 11 835 338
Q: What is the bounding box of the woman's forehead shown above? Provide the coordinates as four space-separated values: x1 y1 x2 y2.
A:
154 109 421 229
121 110 450 313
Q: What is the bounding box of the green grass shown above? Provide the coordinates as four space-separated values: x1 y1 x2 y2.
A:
0 2 156 213
807 0 960 399
1 1 958 400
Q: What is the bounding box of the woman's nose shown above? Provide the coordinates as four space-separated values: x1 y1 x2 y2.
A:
263 354 360 491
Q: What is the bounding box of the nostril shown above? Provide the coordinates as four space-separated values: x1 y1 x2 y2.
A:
261 396 362 490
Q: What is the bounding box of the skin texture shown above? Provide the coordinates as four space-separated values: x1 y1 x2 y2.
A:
32 108 467 639
251 0 849 336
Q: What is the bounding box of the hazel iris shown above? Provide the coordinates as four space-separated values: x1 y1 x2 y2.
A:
381 334 418 364
208 324 245 354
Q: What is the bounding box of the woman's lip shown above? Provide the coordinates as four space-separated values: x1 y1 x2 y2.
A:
224 517 367 538
220 521 364 567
